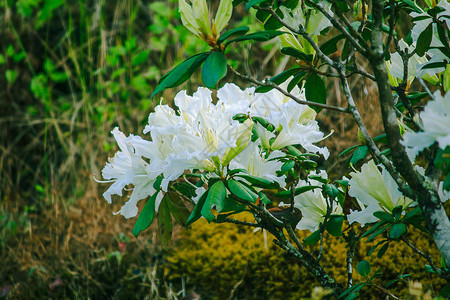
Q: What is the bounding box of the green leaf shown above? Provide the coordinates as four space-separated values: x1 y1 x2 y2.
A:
304 73 326 109
421 61 447 69
338 283 364 299
132 193 157 237
227 179 258 203
350 145 368 165
158 196 173 249
220 197 247 213
152 52 209 98
398 0 422 13
361 221 386 239
235 174 279 189
132 50 150 66
287 71 307 92
275 185 321 198
373 211 395 223
440 284 450 298
281 160 295 174
227 30 286 44
255 68 302 93
357 260 371 277
402 207 421 221
218 26 250 44
0 54 5 64
186 189 209 227
324 184 339 198
281 47 313 62
165 192 190 226
202 51 227 89
338 145 362 157
320 34 345 55
367 223 390 242
326 215 344 236
416 23 433 57
6 70 18 84
202 181 227 222
245 0 266 10
392 205 403 220
172 182 197 198
258 191 271 204
227 168 250 176
367 239 388 256
303 229 320 245
389 223 406 239
377 242 389 258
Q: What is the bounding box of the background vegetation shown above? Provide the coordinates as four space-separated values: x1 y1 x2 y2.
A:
0 0 446 298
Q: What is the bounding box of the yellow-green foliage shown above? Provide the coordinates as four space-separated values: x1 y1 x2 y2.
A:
166 214 446 299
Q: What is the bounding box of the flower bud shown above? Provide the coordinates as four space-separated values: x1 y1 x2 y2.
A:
353 0 368 21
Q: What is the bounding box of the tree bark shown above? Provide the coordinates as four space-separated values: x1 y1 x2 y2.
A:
370 0 450 267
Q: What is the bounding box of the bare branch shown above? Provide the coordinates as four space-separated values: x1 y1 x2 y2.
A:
305 0 370 55
229 65 350 114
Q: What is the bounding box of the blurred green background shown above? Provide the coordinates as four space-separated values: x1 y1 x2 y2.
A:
0 0 446 299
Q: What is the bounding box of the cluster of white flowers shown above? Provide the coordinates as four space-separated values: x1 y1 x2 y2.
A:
100 83 329 219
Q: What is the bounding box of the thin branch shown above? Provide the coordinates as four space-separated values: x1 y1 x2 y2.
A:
256 6 336 67
305 0 370 55
346 69 376 81
401 236 447 279
371 284 400 300
229 66 350 114
328 0 371 54
383 0 397 57
336 65 410 195
213 218 261 228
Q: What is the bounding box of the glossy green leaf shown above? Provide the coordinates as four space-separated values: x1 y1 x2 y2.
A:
165 192 190 226
377 242 389 258
245 0 266 10
357 260 371 277
218 26 250 44
326 215 345 236
258 191 272 204
304 73 326 108
186 189 209 227
158 197 173 249
320 34 345 55
338 145 362 157
373 211 395 223
255 68 302 93
281 160 295 174
227 179 258 203
303 229 320 245
287 71 307 92
132 193 158 237
201 181 227 222
275 185 321 198
389 223 406 239
324 184 339 198
235 174 279 189
202 51 227 89
416 23 433 57
350 145 368 165
227 30 286 44
152 52 209 98
281 47 313 62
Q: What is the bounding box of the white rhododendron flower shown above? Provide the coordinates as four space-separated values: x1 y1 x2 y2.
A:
230 141 287 188
100 128 160 219
284 171 343 231
347 160 414 226
100 83 329 218
403 90 450 161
